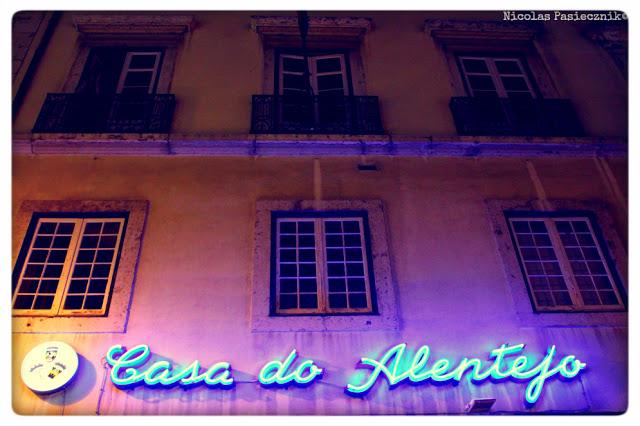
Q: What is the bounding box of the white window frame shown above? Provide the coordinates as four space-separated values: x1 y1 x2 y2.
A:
274 216 374 315
13 217 126 317
116 51 162 94
251 200 398 332
278 53 349 95
458 56 536 98
508 215 625 313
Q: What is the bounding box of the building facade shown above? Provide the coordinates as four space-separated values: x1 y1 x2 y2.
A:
12 11 628 415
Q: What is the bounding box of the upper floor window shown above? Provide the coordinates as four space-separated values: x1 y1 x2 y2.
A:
250 15 382 135
507 213 625 312
13 214 127 316
33 46 174 133
77 48 164 96
458 56 536 98
116 51 163 94
272 212 377 315
425 19 583 137
278 53 350 96
32 14 193 133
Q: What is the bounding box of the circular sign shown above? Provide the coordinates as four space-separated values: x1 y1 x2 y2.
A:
21 341 79 394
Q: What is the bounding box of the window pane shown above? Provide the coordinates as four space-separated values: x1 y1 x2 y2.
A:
462 58 489 73
96 250 114 263
280 294 297 310
283 73 306 91
38 222 57 234
501 76 529 91
494 60 522 74
316 57 342 73
282 57 304 73
89 279 108 293
280 279 297 293
329 293 347 308
129 54 158 69
85 223 102 234
328 278 346 292
317 74 344 92
299 294 317 309
325 221 342 233
84 295 105 310
297 221 314 234
64 296 84 310
68 279 88 294
348 293 368 308
299 279 317 293
47 250 67 263
34 295 54 310
103 222 121 234
14 295 34 310
28 250 48 263
18 279 39 293
467 75 496 91
123 71 153 87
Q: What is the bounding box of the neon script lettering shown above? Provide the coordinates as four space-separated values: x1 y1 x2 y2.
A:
345 343 586 404
258 349 323 387
106 344 234 388
105 343 586 405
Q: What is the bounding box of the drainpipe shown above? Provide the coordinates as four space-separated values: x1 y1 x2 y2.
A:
297 11 314 96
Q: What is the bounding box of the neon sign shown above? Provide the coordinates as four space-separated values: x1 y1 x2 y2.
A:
105 343 586 405
106 344 234 388
345 343 586 405
258 349 323 387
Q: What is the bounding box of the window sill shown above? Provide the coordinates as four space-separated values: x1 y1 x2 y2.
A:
252 313 398 333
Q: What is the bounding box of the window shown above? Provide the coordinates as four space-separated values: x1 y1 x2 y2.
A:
33 46 174 133
116 51 163 94
13 214 127 317
279 53 349 96
507 213 625 312
272 212 376 315
458 56 536 98
77 47 164 95
250 16 383 135
425 20 583 136
252 200 397 332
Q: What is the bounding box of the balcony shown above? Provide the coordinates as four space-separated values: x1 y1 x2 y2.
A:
251 95 384 135
449 97 584 137
32 93 175 133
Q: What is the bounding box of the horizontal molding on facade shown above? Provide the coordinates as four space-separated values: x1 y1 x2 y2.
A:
12 133 627 158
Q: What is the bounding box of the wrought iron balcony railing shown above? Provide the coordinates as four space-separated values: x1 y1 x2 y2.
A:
450 97 584 137
251 95 384 135
32 93 176 133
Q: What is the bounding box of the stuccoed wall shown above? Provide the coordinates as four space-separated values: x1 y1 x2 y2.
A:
12 155 627 414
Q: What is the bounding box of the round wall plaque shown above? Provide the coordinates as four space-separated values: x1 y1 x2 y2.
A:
20 341 79 394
